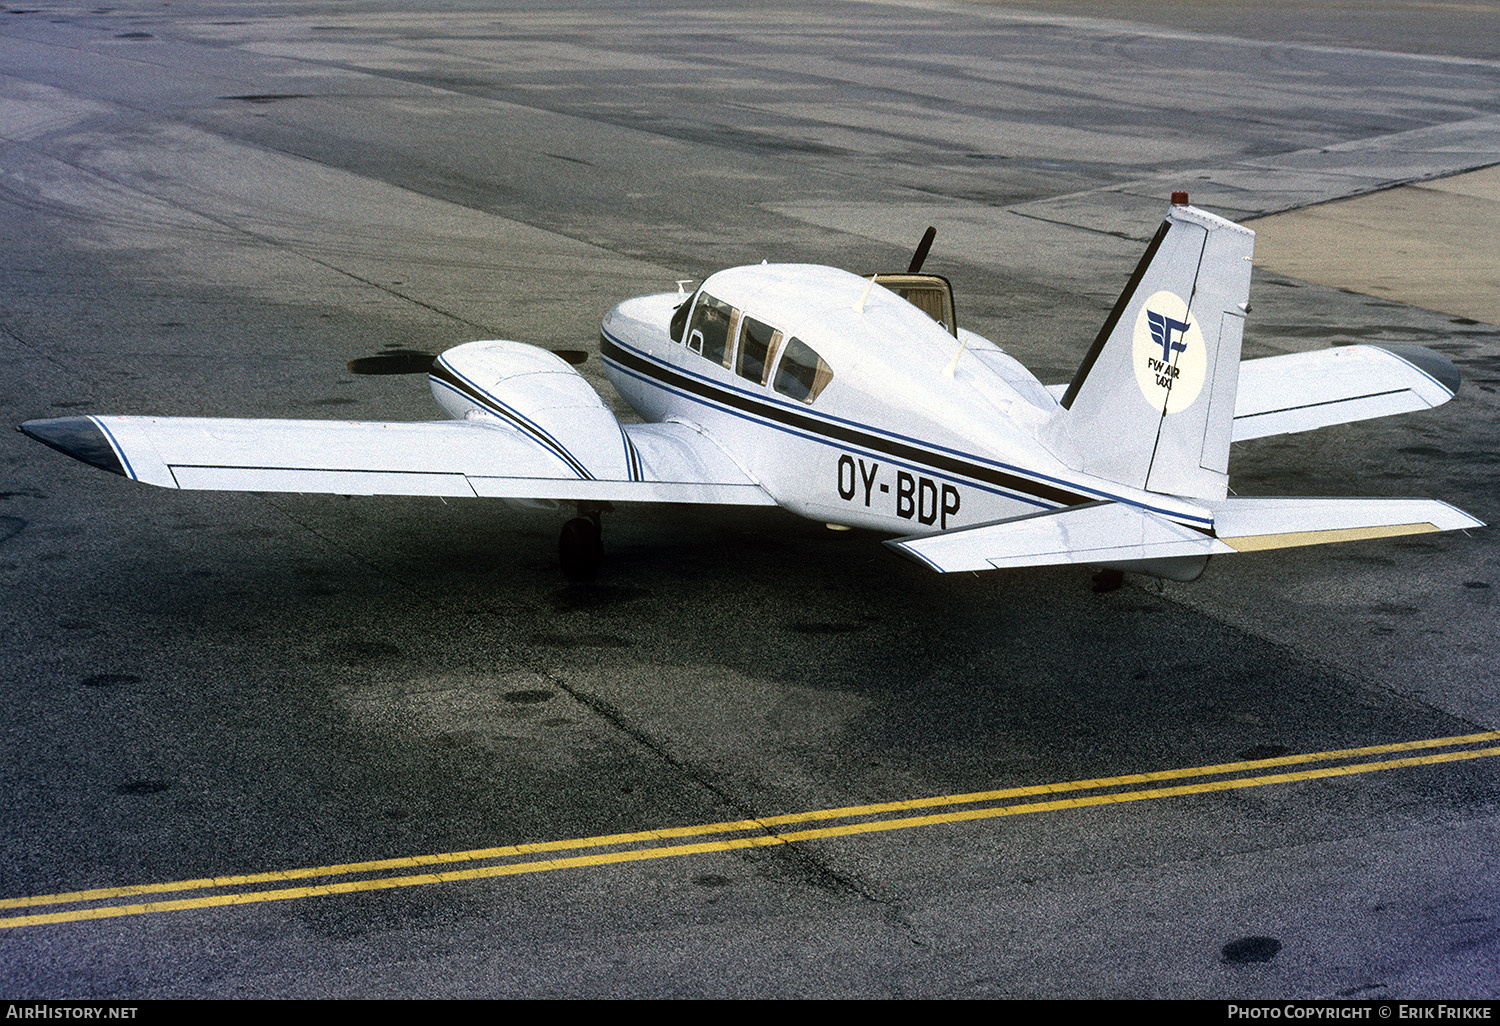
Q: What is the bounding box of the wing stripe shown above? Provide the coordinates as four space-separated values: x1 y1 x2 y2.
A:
430 358 593 480
91 416 137 480
1235 387 1409 422
619 428 643 482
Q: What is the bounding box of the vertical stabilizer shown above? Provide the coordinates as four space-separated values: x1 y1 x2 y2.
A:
1047 201 1254 500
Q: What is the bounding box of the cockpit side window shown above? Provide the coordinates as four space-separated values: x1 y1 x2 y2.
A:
736 315 781 386
772 337 833 404
669 293 693 343
687 293 734 365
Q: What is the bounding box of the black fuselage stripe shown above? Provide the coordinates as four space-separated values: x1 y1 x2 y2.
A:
600 334 1093 508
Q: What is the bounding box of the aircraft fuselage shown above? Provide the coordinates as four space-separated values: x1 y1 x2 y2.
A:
600 263 1209 537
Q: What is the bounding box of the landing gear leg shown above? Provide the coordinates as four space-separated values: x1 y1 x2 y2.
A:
559 507 603 582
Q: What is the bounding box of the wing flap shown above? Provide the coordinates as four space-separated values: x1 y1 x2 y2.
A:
1233 344 1458 441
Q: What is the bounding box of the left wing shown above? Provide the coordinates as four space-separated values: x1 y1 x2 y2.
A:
18 415 775 506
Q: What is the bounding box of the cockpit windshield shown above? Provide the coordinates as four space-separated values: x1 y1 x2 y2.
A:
687 293 734 365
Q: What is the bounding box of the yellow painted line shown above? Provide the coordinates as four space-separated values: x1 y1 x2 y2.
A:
4 731 1498 929
1223 522 1438 552
5 728 1493 912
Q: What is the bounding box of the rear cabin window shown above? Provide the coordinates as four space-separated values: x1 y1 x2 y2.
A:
687 293 734 366
736 315 780 386
869 273 957 337
773 337 833 404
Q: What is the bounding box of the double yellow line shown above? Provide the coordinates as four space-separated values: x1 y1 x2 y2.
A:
5 729 1499 930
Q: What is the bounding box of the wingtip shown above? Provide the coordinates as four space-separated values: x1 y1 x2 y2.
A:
1451 505 1487 531
1372 344 1462 396
19 416 128 477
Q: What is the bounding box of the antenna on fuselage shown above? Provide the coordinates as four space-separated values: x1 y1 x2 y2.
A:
943 335 970 378
852 274 877 314
675 279 694 295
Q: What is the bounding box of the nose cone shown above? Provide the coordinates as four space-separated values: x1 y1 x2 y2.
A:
18 416 128 477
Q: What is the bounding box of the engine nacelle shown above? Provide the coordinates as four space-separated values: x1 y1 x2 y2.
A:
429 340 635 482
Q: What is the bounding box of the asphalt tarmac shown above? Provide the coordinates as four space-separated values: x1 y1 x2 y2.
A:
1 0 1498 999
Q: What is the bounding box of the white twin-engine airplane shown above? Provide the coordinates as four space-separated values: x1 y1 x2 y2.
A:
19 195 1483 582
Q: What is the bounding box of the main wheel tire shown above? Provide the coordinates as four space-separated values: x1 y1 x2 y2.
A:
559 516 603 582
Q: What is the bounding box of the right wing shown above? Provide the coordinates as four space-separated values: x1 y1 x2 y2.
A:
18 415 775 506
1233 344 1459 441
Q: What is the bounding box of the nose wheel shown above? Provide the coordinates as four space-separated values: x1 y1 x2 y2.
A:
559 511 603 581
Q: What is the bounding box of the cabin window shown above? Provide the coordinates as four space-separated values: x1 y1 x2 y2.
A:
736 315 781 386
687 293 734 365
867 273 958 337
773 337 833 404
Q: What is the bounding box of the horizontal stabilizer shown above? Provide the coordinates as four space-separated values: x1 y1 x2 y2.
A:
1233 344 1458 441
1206 496 1483 551
18 415 775 506
887 500 1228 573
888 495 1483 575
